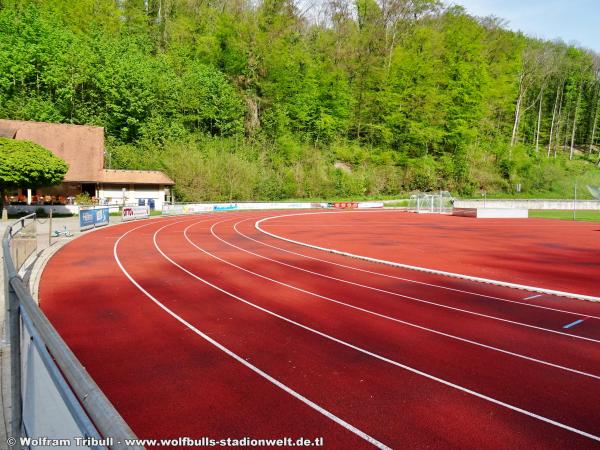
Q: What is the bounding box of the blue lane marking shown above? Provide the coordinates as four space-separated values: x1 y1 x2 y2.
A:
563 319 585 329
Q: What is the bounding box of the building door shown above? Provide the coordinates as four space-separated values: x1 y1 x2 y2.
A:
81 183 96 197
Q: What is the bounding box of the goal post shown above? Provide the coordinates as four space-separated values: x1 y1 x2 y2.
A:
408 191 454 213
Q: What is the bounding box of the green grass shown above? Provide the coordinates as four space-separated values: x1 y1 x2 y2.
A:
384 200 409 207
528 209 600 222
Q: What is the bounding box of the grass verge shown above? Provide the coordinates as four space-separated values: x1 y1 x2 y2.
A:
529 210 600 222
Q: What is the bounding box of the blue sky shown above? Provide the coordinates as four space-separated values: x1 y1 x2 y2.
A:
452 0 600 52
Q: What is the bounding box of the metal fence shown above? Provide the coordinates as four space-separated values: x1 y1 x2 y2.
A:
2 214 142 449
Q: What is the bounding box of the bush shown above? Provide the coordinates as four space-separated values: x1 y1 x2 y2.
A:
75 192 94 205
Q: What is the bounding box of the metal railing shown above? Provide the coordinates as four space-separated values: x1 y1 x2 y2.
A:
2 213 142 449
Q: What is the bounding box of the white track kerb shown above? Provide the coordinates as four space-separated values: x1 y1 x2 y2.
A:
232 218 599 320
254 211 600 303
199 219 599 377
215 219 600 344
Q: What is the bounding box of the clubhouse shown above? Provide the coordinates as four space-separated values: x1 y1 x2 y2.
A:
0 119 174 212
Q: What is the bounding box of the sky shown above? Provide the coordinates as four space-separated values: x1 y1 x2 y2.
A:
452 0 600 52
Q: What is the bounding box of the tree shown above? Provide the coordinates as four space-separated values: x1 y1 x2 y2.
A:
0 138 69 212
1 1 599 199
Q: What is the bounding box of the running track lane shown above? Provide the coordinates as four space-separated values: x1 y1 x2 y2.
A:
38 212 600 449
39 215 370 448
214 217 600 350
231 216 600 324
257 210 600 298
178 219 598 430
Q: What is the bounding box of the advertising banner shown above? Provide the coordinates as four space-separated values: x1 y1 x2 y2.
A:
162 204 184 216
213 203 238 211
162 201 321 216
79 207 110 231
94 207 110 226
122 205 150 221
184 204 213 214
79 209 95 231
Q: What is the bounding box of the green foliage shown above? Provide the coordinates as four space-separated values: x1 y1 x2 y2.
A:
74 192 93 205
0 1 598 200
0 138 68 189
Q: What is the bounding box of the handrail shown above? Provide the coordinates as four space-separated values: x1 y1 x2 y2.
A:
5 212 36 240
2 214 143 449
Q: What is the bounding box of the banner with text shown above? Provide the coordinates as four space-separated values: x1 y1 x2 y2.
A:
122 205 150 221
162 202 317 216
79 207 110 231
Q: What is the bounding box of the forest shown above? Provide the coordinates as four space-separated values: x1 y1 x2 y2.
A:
0 0 599 201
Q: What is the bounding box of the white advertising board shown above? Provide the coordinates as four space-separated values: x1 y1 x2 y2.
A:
122 205 150 221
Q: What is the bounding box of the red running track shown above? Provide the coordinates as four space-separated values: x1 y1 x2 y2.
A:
39 211 600 449
258 210 600 298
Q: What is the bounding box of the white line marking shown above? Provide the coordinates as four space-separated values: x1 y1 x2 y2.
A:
207 220 600 344
255 211 600 303
181 220 600 379
151 219 600 443
524 294 544 300
113 220 391 450
232 218 600 320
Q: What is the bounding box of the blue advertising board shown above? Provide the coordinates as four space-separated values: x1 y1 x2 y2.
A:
79 207 110 231
94 207 110 227
79 209 95 230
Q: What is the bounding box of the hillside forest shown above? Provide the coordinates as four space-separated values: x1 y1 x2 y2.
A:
1 0 599 201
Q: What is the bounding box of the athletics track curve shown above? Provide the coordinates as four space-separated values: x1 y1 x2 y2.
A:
39 210 600 449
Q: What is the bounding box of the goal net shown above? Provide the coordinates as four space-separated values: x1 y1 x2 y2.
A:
408 191 454 213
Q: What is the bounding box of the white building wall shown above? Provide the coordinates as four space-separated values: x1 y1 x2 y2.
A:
97 184 167 210
454 199 600 210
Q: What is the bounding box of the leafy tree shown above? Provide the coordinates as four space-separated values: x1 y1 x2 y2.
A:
0 0 599 199
0 138 69 210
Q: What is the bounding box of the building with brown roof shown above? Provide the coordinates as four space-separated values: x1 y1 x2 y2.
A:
0 119 174 211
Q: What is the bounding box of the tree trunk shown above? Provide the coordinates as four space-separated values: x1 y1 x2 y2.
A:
569 82 582 160
554 88 565 157
535 85 544 153
386 30 397 76
510 82 526 148
547 83 562 158
589 87 599 153
562 106 571 156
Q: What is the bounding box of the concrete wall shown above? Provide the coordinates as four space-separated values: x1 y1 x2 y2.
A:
454 199 600 210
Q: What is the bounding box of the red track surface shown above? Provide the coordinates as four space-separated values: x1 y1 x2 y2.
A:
259 211 600 298
39 211 600 449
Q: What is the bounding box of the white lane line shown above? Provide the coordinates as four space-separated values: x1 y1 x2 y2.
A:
209 221 600 345
151 220 600 443
183 220 600 379
255 211 600 303
231 219 600 321
113 220 391 450
524 294 544 300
